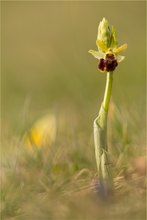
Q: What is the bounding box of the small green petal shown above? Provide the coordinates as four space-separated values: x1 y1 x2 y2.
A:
117 55 125 63
96 40 108 52
114 44 128 55
88 49 105 59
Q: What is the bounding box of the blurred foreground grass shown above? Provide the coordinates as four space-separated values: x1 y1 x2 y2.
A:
1 1 146 220
1 103 146 220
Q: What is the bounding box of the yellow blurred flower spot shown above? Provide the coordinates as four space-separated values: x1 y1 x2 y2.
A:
24 114 56 151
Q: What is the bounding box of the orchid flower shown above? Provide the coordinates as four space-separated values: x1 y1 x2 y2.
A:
89 17 127 73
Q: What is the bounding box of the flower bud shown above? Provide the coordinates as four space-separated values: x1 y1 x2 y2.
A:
97 18 117 51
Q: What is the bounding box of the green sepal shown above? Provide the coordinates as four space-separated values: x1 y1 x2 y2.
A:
88 49 105 59
117 55 125 63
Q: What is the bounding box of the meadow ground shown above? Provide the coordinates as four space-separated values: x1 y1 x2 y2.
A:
1 103 146 220
1 1 146 220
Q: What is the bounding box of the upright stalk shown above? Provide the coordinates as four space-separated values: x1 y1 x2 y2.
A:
103 72 113 112
94 71 113 197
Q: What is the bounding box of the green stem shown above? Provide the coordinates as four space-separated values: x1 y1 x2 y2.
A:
103 72 113 112
93 71 114 196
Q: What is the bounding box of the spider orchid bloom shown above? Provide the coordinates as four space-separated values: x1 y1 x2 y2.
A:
89 17 127 72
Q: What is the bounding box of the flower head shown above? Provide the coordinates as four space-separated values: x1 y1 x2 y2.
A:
89 18 127 72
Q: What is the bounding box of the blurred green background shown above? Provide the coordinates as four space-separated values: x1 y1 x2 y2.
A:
1 1 146 133
1 2 146 219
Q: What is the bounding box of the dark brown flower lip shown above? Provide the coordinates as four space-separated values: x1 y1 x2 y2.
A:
98 55 118 72
98 58 105 71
